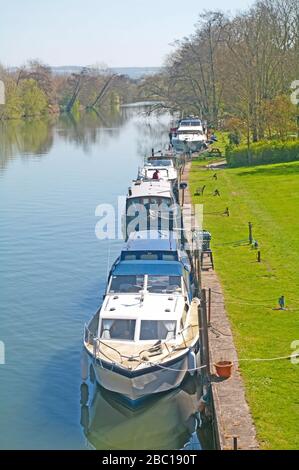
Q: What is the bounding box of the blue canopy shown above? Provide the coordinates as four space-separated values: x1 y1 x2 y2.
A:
112 260 183 276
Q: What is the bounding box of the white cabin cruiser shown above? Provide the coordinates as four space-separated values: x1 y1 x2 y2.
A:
138 158 178 183
84 258 200 403
124 179 180 239
172 118 207 153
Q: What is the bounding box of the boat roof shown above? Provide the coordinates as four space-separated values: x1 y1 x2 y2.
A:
122 230 179 252
128 180 173 199
112 260 183 276
101 292 186 321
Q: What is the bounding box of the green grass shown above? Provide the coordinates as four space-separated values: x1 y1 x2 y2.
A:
190 160 299 449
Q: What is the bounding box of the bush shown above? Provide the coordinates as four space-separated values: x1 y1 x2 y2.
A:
226 140 299 167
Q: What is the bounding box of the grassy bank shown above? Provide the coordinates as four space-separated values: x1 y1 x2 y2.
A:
190 160 299 449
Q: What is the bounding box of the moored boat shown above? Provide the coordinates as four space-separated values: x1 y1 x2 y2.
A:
171 117 207 153
83 256 200 403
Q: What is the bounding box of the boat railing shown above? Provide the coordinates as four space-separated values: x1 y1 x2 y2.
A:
84 324 124 364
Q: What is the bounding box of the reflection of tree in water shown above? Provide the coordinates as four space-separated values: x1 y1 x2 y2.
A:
57 109 128 153
133 114 171 158
0 105 170 170
0 118 55 170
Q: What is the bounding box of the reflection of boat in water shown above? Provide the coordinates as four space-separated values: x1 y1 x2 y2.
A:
80 369 214 450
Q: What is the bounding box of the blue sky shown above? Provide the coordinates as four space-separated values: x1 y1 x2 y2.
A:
0 0 255 67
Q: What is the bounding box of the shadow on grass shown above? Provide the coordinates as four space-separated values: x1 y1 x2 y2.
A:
237 162 299 178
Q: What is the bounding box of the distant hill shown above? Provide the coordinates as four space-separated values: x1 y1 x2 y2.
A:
51 66 161 79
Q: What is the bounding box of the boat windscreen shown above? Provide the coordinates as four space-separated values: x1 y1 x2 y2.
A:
146 160 172 167
101 319 136 341
109 275 144 293
180 120 201 126
147 275 181 293
140 320 176 340
121 251 178 261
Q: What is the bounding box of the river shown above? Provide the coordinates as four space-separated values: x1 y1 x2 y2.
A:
0 106 214 450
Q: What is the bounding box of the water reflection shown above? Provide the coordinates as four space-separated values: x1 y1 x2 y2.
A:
57 110 127 153
0 105 170 171
80 365 214 450
0 118 55 169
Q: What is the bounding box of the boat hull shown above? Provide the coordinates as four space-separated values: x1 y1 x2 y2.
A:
172 139 205 153
87 348 199 403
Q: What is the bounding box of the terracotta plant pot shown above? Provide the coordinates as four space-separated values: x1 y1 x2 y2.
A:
214 360 233 378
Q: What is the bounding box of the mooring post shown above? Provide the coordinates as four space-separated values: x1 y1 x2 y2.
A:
200 288 211 377
248 222 253 244
196 249 201 288
208 288 211 326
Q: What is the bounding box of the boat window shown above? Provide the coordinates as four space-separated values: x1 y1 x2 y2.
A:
183 268 191 294
162 253 177 261
109 275 144 293
101 319 136 341
147 275 181 293
146 160 172 167
140 320 176 340
180 120 201 126
140 253 159 260
121 251 178 261
121 254 137 260
180 304 189 329
127 197 172 208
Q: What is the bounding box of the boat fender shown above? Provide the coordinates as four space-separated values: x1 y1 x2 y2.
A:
89 364 95 384
80 405 89 431
188 350 197 376
81 350 89 381
80 382 89 406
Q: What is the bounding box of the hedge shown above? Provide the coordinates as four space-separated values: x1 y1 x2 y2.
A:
226 140 299 167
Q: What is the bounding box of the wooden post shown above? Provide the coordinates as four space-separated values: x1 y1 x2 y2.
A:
196 250 201 289
257 250 261 262
200 289 210 377
208 288 211 325
248 222 253 244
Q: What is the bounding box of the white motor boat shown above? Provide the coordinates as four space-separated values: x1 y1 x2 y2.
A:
124 179 180 239
83 254 201 403
138 158 178 183
172 118 207 153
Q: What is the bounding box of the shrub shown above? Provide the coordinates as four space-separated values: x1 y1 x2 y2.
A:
226 140 299 167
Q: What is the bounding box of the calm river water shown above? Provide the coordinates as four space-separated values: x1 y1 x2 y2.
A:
0 106 214 449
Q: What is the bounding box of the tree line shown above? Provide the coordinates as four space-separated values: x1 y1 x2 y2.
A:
139 0 299 142
0 61 139 120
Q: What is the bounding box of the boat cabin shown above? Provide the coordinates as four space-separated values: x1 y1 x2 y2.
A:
99 260 192 342
125 180 180 238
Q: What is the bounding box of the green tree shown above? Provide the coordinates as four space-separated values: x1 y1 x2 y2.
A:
19 79 48 117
